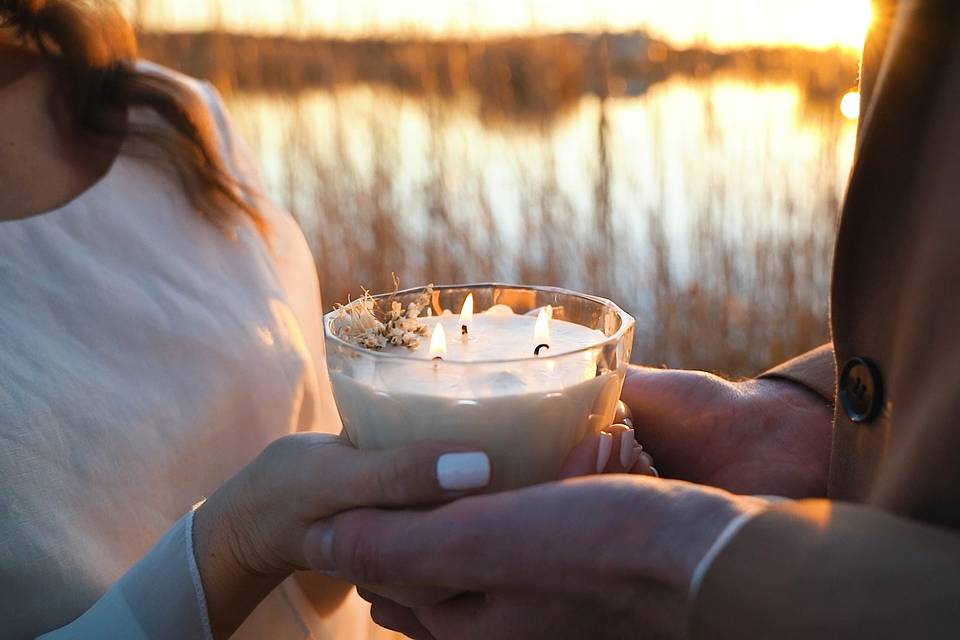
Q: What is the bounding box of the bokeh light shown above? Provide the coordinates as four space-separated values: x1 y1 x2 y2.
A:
840 91 861 120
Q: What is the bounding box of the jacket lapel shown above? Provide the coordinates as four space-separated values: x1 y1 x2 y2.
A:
848 0 960 183
856 0 908 152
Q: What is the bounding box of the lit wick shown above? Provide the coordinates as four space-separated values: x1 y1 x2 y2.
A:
533 306 552 356
430 323 447 363
459 293 474 339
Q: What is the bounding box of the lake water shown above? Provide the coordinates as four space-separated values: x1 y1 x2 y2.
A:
225 75 856 374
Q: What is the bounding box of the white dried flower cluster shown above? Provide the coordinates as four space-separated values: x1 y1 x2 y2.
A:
334 284 433 351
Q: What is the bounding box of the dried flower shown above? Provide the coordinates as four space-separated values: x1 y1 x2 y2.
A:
333 280 434 351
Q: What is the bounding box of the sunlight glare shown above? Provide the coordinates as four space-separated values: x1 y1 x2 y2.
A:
129 0 877 50
816 0 873 50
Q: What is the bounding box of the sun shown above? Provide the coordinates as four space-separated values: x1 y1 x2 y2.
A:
840 91 861 120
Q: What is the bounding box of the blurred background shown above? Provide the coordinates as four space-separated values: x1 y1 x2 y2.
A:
120 0 870 376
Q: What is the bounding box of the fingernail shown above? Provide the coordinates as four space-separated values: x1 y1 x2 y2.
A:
650 466 660 478
630 453 648 474
622 417 633 427
437 452 491 491
307 522 336 574
620 429 636 467
596 432 613 473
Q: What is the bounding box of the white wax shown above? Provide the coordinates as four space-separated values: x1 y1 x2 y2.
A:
329 311 625 490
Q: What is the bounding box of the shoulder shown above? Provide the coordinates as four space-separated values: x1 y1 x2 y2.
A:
133 59 271 207
131 63 331 418
132 63 315 267
132 60 234 156
133 59 221 108
131 60 312 270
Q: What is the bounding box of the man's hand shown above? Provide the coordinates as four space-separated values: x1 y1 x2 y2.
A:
621 366 833 497
304 476 765 640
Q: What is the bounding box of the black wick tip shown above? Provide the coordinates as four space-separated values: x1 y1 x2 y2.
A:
461 325 468 336
534 343 550 356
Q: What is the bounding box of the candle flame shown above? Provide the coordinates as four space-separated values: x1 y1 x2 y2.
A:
534 306 552 341
459 293 474 329
429 322 447 358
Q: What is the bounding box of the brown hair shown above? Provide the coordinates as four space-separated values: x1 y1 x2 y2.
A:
0 0 264 233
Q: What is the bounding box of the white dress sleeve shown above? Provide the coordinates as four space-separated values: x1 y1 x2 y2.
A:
38 510 213 640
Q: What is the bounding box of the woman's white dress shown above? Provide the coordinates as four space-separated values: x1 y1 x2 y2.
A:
0 62 395 639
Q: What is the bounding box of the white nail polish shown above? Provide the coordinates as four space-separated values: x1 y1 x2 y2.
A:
596 433 613 473
310 524 336 573
622 417 633 427
437 452 491 491
620 430 636 467
650 466 660 478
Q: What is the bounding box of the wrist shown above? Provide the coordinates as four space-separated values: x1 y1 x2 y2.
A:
747 375 829 413
193 476 290 639
653 484 767 593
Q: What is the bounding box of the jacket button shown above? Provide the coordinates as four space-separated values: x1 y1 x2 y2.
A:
839 357 884 423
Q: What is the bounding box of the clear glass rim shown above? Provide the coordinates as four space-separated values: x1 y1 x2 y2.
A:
323 282 635 365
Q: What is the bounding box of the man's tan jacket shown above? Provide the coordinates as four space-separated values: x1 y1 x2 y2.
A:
691 1 960 637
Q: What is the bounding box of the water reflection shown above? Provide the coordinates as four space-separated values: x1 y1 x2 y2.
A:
226 75 856 375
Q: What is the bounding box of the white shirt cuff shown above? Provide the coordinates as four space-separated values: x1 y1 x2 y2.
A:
186 503 215 640
38 508 213 640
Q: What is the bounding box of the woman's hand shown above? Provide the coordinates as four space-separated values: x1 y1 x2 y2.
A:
558 412 658 479
621 366 833 497
306 475 765 640
192 433 491 638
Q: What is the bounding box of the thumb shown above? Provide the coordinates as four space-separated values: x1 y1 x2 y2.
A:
303 493 522 589
302 508 450 586
328 443 492 509
621 365 692 410
620 365 715 431
620 366 741 475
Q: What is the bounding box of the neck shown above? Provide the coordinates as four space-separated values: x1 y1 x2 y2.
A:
0 44 119 222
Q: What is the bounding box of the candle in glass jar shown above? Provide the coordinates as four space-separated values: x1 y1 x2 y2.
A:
329 303 622 489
